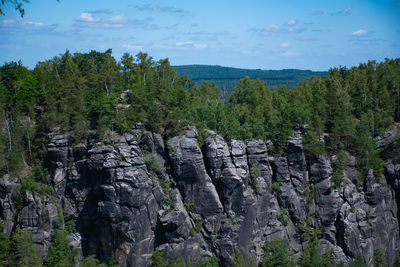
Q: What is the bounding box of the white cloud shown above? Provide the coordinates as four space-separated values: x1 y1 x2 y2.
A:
86 9 112 15
286 19 297 26
122 44 143 51
351 29 367 36
249 22 306 36
0 18 54 32
135 4 188 16
1 19 44 29
338 7 352 15
26 21 44 28
264 24 280 32
75 13 145 29
279 51 299 57
77 12 95 22
280 42 290 48
175 41 207 49
176 41 193 46
109 15 125 23
194 43 207 49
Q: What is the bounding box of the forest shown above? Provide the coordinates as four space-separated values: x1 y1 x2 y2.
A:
173 65 327 91
0 49 400 266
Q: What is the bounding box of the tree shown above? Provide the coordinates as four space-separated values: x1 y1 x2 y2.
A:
44 229 78 267
393 254 400 267
372 248 387 267
231 252 245 267
0 0 59 17
8 229 41 267
261 238 295 267
151 250 166 267
0 224 9 266
0 0 29 16
349 254 368 267
81 255 108 267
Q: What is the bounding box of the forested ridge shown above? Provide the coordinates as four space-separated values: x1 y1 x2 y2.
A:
1 50 399 177
0 49 400 266
173 64 327 91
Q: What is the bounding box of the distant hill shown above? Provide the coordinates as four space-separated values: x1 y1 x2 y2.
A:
173 65 328 91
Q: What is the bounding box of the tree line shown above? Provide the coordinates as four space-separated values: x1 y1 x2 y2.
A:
1 50 399 180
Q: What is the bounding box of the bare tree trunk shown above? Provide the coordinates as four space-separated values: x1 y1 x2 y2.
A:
105 80 110 97
5 113 12 151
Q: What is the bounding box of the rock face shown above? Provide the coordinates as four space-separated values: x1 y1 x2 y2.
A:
0 126 399 266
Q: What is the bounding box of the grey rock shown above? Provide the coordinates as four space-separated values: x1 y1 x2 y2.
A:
167 128 223 219
310 155 333 183
376 125 399 148
120 90 132 101
2 126 398 267
286 136 307 188
88 145 114 155
0 175 18 233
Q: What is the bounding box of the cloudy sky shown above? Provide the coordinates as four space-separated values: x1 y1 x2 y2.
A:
1 0 399 70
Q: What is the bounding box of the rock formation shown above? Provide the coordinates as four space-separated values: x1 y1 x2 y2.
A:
0 126 399 266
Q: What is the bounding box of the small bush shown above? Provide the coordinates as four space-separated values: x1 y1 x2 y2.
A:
145 155 160 177
159 179 174 209
278 209 289 226
250 163 260 192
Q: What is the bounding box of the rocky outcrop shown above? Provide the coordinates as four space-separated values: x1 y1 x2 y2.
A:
0 126 399 266
0 174 18 234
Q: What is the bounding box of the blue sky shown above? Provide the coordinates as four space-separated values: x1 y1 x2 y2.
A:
0 0 399 70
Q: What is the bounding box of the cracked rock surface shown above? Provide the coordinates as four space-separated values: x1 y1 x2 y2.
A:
0 126 399 266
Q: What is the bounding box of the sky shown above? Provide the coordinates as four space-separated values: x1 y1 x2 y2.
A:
0 0 399 71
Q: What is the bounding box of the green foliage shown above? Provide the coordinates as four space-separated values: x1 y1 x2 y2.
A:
44 229 78 267
189 227 196 237
151 250 167 267
303 130 326 157
249 163 260 192
190 220 203 236
159 178 174 209
272 178 283 192
1 56 400 267
184 198 195 211
260 238 295 267
299 243 337 267
331 151 347 188
8 229 41 267
372 248 387 267
278 209 289 226
151 250 218 267
81 255 108 267
349 254 368 267
2 53 399 188
0 223 10 266
194 257 219 267
346 112 384 179
230 252 245 267
174 65 327 91
393 254 400 267
145 155 160 177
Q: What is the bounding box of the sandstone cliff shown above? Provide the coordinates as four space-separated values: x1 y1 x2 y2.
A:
1 125 399 266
